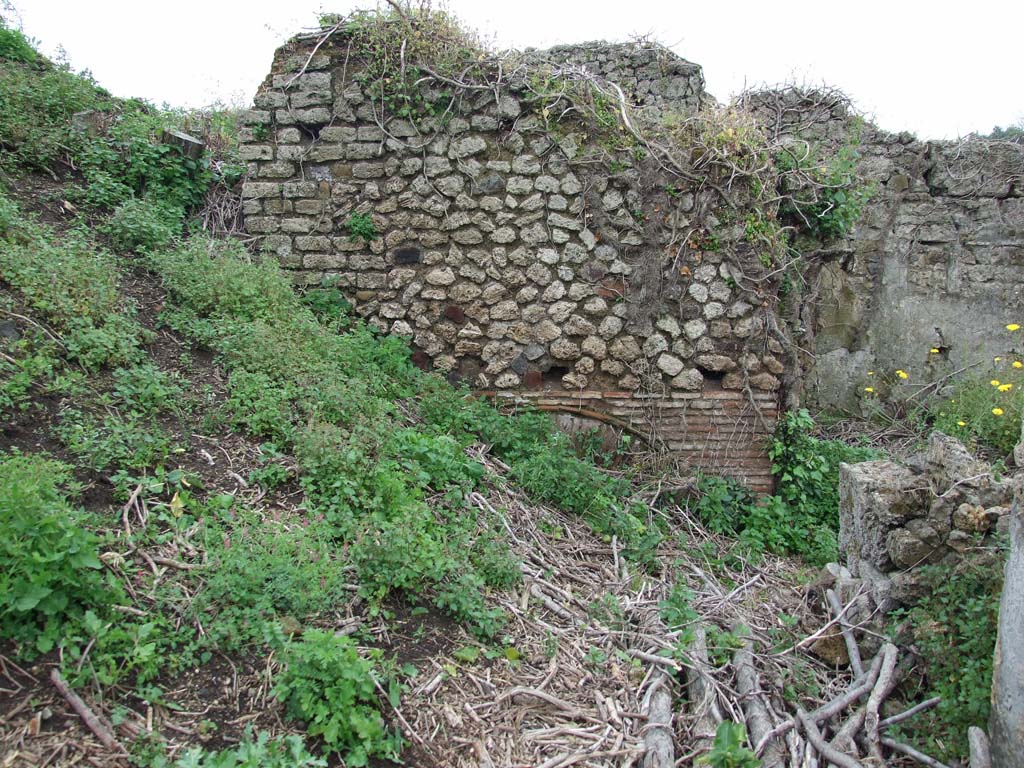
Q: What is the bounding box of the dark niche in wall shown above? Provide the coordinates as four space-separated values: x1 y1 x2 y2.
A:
393 246 422 265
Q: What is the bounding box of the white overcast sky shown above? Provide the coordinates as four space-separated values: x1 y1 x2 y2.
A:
6 0 1022 140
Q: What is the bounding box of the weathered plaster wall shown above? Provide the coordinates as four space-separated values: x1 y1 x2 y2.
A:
240 35 783 490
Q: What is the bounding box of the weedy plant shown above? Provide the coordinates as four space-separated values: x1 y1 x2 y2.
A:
776 135 871 241
170 728 326 768
0 453 119 654
692 409 879 566
697 721 760 768
0 39 112 172
344 211 378 243
862 324 1023 459
0 18 36 63
927 335 1023 458
891 556 1005 763
326 3 488 125
275 631 402 766
0 209 148 371
101 196 183 252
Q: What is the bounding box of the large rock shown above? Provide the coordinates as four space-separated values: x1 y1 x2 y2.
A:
919 431 989 494
839 460 928 573
839 434 1016 615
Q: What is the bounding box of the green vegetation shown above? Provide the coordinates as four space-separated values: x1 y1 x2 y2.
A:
189 509 350 650
0 39 112 172
0 31 241 231
0 453 118 653
743 210 788 267
328 5 485 124
1 14 1007 767
0 17 36 64
767 409 880 554
102 196 184 251
697 721 760 768
862 327 1023 459
693 409 879 566
984 121 1023 141
927 357 1023 458
345 210 378 243
893 556 1005 763
0 213 147 370
172 729 326 768
777 132 871 242
147 237 510 637
275 631 402 765
421 388 658 563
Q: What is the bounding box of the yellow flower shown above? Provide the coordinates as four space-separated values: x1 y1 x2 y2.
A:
999 383 1013 392
867 371 874 376
957 420 966 427
1014 361 1023 369
992 407 1005 416
994 357 1002 362
930 348 940 354
896 370 909 379
991 380 1001 387
864 387 874 393
1008 324 1021 331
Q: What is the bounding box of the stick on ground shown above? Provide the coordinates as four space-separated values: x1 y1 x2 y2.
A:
641 671 674 768
797 709 860 768
685 624 723 755
734 635 785 768
49 669 125 753
826 588 864 678
881 737 953 768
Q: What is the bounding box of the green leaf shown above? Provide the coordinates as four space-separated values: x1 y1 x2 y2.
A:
70 549 102 569
13 582 53 611
453 645 480 663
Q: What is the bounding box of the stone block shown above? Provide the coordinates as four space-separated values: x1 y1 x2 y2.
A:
839 461 930 573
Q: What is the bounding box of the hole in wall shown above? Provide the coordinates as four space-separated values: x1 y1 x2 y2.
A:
544 365 569 383
697 368 725 387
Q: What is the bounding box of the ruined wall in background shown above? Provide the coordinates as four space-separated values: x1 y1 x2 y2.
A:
240 36 783 491
743 90 1024 411
240 25 1024 489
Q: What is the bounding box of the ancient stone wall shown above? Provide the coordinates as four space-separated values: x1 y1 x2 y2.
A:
239 33 784 491
746 91 1024 411
839 432 1012 611
527 41 706 121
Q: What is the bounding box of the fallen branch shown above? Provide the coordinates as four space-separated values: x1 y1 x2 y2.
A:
755 646 884 754
630 648 682 671
879 696 941 730
967 726 991 768
881 737 953 768
829 706 864 757
734 635 785 768
150 556 205 571
641 671 674 768
797 708 860 768
50 669 125 754
864 643 900 763
685 625 723 755
825 588 864 677
787 585 864 654
497 686 588 720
